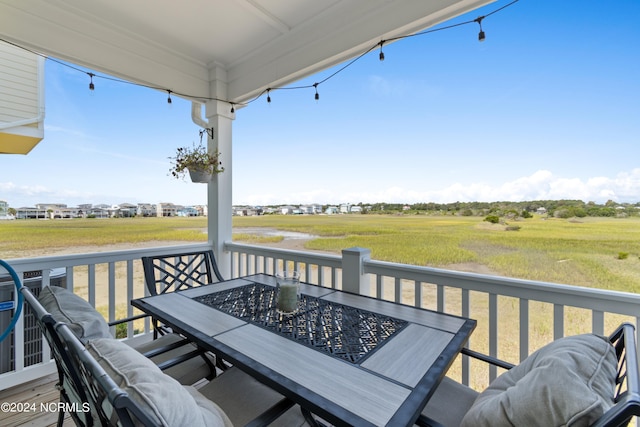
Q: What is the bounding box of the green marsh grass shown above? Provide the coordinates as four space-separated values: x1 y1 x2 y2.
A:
3 215 639 293
0 217 208 254
234 215 640 293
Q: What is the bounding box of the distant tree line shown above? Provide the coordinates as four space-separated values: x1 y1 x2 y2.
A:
341 200 639 218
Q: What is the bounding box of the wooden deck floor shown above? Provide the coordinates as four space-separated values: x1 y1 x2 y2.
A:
0 373 74 427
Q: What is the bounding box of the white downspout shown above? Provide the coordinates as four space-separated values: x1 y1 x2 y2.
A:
191 102 208 129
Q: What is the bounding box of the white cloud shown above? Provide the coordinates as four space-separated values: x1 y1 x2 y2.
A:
236 169 640 205
5 169 640 208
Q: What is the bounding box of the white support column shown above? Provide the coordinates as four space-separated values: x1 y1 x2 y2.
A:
193 67 235 278
341 247 371 295
203 101 233 278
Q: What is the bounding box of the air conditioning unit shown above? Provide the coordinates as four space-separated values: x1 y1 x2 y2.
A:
0 269 66 374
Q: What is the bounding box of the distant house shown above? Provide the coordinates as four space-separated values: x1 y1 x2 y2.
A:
339 204 350 214
350 206 362 214
15 207 47 219
114 203 137 217
300 205 315 215
280 205 296 215
0 200 13 220
87 207 109 218
325 206 339 215
34 203 83 219
536 207 547 215
156 202 178 217
233 206 262 216
177 207 199 217
137 203 156 217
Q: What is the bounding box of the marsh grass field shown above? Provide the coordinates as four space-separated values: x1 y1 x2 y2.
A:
2 214 639 387
232 214 640 293
2 214 640 293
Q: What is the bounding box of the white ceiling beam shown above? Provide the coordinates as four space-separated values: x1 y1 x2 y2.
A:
239 0 291 34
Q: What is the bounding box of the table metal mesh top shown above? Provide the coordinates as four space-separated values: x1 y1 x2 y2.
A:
193 282 408 364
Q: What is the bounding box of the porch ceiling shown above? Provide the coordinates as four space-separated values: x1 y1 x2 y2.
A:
0 0 493 104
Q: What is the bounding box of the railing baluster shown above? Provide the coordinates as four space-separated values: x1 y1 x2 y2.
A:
592 310 604 335
108 262 116 324
126 260 134 338
519 299 529 363
87 264 95 305
461 288 470 386
489 293 498 383
553 304 564 339
437 284 445 313
67 265 75 292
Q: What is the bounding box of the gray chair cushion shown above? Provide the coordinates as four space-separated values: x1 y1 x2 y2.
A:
129 333 215 385
461 334 617 427
38 285 111 342
87 338 232 427
197 367 308 427
421 377 479 427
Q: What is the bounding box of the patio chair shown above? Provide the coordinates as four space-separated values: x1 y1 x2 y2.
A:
33 284 216 385
141 249 224 297
20 286 95 427
418 323 640 427
141 250 230 370
22 285 308 427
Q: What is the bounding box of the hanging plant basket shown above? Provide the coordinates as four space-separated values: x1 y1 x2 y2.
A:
168 128 224 183
188 168 213 183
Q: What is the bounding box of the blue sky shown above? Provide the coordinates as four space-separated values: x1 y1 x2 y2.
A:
1 0 639 208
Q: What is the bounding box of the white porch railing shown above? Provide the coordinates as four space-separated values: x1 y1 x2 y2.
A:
0 243 210 390
2 241 640 394
227 242 640 390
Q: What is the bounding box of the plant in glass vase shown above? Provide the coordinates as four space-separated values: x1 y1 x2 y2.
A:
169 141 224 183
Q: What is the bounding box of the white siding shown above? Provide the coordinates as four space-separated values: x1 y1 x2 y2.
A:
0 40 45 148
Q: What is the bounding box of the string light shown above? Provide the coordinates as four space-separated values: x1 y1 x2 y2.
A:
475 17 486 42
0 0 517 109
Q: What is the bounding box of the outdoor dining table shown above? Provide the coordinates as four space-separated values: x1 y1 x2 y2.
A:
131 273 476 427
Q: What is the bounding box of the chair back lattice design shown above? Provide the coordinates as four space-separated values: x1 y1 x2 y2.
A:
592 323 640 427
141 250 224 296
21 286 156 427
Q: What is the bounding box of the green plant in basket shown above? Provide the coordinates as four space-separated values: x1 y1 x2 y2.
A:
169 141 224 182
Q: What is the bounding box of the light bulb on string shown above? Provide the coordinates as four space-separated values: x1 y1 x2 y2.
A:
2 0 517 115
88 73 95 91
475 17 486 42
